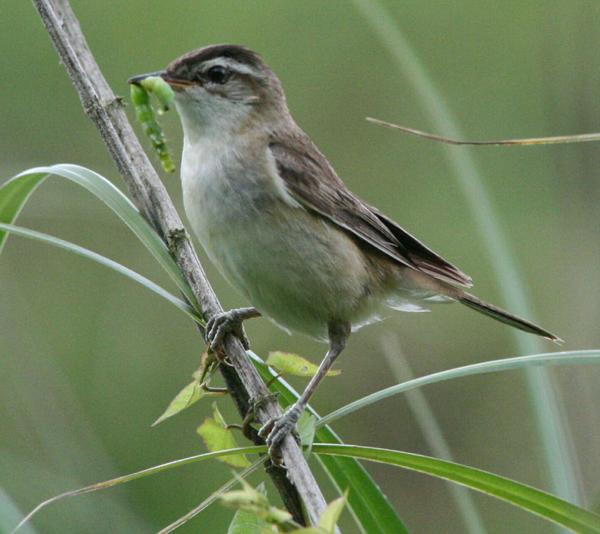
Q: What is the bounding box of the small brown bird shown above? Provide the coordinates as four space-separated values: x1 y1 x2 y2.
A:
133 44 560 455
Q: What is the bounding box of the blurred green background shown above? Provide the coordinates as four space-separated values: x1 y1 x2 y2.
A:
2 1 600 532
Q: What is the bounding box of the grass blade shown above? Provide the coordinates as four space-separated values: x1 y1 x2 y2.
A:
248 351 408 534
352 0 581 506
0 172 46 254
0 223 200 325
381 336 487 534
157 457 264 534
0 165 197 308
320 350 600 427
312 444 600 534
11 446 266 533
367 117 600 146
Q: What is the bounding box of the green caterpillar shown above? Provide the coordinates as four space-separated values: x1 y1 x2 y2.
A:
130 76 175 173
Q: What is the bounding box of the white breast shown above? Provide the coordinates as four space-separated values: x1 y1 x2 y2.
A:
181 133 306 291
179 135 376 339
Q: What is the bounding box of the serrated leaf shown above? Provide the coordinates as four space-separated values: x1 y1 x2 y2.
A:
197 405 250 468
152 381 203 426
266 352 340 378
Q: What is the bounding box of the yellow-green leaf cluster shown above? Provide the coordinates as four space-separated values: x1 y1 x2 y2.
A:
266 351 341 378
152 353 221 426
221 479 292 527
197 404 250 468
152 381 203 426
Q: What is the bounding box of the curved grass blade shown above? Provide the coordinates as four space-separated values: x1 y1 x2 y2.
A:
350 0 581 506
367 117 600 146
248 351 408 534
381 336 487 534
0 172 46 254
312 444 600 534
0 223 200 325
11 445 266 533
320 350 600 427
0 165 196 309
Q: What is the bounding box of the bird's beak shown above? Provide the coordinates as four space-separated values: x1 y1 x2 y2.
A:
128 70 193 89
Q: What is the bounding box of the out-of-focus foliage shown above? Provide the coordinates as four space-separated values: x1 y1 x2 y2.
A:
2 1 599 532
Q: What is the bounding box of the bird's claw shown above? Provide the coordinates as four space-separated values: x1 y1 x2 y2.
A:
205 309 249 350
258 403 302 462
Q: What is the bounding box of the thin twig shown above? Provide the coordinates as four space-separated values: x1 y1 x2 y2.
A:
367 116 600 146
31 0 327 526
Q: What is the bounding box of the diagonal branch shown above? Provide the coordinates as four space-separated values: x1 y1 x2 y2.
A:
31 0 328 526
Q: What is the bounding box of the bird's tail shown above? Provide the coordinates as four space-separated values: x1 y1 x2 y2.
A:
459 292 563 343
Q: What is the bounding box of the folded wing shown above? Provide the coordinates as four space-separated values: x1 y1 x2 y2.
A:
269 129 472 288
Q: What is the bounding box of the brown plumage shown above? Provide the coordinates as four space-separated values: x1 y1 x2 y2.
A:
268 125 559 342
145 44 561 456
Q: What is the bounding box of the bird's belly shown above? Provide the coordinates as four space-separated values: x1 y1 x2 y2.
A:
185 181 375 339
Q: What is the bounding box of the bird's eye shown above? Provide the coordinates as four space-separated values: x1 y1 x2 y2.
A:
206 65 230 84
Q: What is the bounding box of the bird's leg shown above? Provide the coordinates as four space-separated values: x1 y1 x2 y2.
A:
205 307 261 350
259 321 350 460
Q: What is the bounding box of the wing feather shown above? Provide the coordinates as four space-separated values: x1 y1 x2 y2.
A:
269 129 472 288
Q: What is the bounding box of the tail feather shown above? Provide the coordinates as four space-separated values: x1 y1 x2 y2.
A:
459 293 563 344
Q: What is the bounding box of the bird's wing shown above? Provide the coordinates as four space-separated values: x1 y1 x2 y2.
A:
269 130 473 288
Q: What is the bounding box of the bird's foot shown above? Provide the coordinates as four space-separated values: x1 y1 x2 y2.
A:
205 309 250 350
258 402 303 462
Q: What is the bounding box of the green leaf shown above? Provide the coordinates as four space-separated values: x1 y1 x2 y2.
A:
290 492 353 534
227 507 273 534
0 223 200 324
0 165 197 310
221 479 291 527
297 412 316 454
197 404 250 468
248 351 408 534
317 492 348 533
320 350 600 427
153 354 224 427
266 351 340 377
152 381 204 426
312 444 600 534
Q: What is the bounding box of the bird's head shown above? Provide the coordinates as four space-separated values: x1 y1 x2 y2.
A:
132 44 290 140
